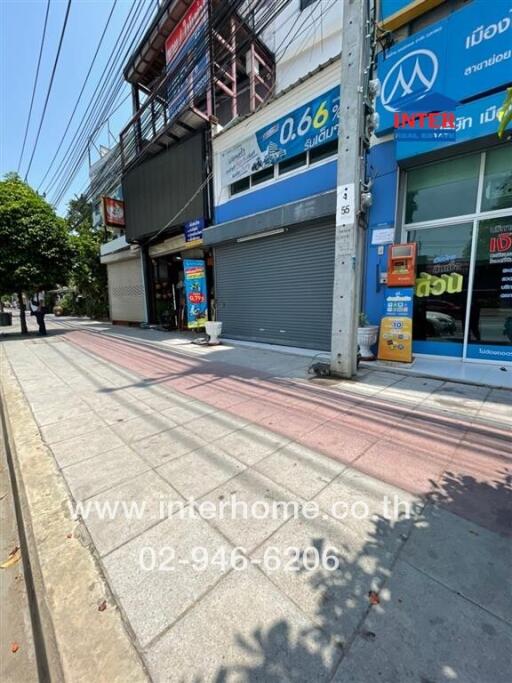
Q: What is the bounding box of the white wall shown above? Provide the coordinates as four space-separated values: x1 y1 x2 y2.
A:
262 0 342 92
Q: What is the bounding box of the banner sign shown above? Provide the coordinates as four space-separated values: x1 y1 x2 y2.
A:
378 288 414 362
220 86 340 186
377 0 512 133
380 0 414 21
184 218 205 242
166 0 209 122
396 89 512 159
183 259 208 328
102 196 125 227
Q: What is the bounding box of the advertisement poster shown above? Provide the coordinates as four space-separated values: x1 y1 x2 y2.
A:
378 288 414 362
183 259 208 328
102 196 125 227
184 218 205 243
220 86 340 186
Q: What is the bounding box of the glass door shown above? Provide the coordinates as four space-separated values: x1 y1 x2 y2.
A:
407 223 473 357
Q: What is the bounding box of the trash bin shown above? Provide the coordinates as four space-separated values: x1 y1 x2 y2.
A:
0 312 12 326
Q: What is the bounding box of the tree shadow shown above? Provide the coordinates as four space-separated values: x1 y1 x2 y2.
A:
191 470 512 683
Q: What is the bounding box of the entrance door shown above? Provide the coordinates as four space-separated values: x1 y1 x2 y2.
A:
407 222 473 357
215 221 336 350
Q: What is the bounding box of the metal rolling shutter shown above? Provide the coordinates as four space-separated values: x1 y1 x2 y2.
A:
215 221 335 350
107 258 145 323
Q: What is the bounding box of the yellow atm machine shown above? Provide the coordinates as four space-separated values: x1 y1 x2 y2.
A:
378 243 416 363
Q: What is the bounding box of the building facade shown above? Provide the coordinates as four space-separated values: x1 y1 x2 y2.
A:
365 0 512 365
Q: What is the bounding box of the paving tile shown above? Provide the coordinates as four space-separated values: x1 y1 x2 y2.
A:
354 441 450 495
257 408 325 440
62 445 149 500
50 427 125 468
132 426 208 468
385 412 467 457
332 560 512 683
301 422 376 465
199 469 301 552
83 470 183 556
315 468 421 541
145 565 341 683
102 515 232 647
40 412 107 445
253 513 400 644
403 506 512 623
255 442 343 499
101 400 155 425
160 401 216 425
214 424 289 466
182 412 247 442
111 413 177 443
156 444 245 498
229 398 277 422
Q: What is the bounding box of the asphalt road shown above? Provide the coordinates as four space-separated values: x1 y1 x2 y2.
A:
0 410 38 682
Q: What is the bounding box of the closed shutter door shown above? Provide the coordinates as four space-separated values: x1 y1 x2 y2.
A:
107 259 145 323
215 221 335 350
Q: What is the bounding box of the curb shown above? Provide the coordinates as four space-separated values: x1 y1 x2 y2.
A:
0 349 149 682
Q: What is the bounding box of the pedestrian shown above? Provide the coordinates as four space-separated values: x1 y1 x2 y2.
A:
34 301 47 336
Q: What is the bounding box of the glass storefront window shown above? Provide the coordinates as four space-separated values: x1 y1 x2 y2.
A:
481 146 512 213
405 155 480 224
468 216 512 349
408 223 473 345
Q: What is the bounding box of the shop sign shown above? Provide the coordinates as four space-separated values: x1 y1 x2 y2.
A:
378 288 414 362
220 86 340 186
184 218 205 243
380 0 413 22
183 259 208 328
102 196 125 227
396 89 512 159
415 272 464 297
165 0 209 122
377 0 512 134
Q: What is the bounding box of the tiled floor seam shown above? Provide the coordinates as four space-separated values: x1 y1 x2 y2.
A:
400 557 512 628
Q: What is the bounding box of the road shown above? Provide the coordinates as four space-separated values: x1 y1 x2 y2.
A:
0 409 38 682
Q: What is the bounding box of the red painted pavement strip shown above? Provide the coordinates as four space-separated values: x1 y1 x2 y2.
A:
62 331 511 509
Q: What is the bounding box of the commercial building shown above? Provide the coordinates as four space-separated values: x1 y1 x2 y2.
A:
364 0 512 366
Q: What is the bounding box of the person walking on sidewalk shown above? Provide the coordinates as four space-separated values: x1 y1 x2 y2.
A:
33 301 47 336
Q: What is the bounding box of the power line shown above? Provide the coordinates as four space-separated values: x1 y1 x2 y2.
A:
37 0 119 192
23 0 72 183
17 0 51 173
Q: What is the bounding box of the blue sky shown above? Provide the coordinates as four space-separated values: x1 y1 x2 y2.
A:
0 0 152 216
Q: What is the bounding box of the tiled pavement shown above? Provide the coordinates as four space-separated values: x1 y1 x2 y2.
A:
1 318 511 682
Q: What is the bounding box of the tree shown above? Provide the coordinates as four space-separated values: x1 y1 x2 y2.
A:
497 87 512 139
66 194 109 319
0 173 72 333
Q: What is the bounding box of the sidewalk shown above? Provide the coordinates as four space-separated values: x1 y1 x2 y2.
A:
1 315 511 682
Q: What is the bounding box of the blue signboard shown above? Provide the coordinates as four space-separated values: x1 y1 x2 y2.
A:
184 218 205 242
183 259 208 329
381 0 414 21
384 288 414 317
396 88 512 159
377 0 512 134
220 87 340 185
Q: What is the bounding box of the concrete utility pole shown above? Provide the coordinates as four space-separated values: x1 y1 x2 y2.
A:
330 0 371 378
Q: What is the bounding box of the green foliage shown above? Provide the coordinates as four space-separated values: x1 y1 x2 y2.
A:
0 173 73 295
65 195 109 319
497 87 512 139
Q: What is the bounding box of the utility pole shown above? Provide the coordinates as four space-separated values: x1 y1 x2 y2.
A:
330 0 372 378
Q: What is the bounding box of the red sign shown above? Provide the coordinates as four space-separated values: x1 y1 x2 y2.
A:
102 197 125 227
165 0 206 66
188 292 205 304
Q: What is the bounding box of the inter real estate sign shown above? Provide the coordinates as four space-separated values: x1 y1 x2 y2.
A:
220 86 340 186
377 0 512 133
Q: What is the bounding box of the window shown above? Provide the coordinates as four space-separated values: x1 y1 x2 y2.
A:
278 152 307 175
405 154 480 224
230 177 250 195
309 139 338 164
300 0 318 10
251 165 275 185
481 146 512 213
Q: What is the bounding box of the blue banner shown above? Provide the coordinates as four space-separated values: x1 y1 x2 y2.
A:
220 87 340 185
384 288 414 317
377 0 512 133
380 0 414 21
183 259 208 328
184 218 205 242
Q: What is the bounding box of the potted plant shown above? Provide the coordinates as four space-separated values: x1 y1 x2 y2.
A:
205 319 223 345
357 313 379 360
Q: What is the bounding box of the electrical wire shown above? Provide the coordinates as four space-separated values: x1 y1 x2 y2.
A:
23 0 72 182
17 0 51 174
36 0 119 192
